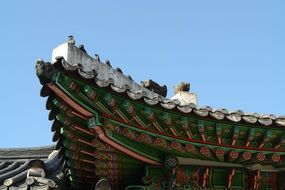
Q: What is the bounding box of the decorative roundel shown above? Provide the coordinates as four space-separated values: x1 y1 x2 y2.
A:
171 141 182 152
256 152 266 161
242 152 251 160
200 146 210 155
272 154 280 162
229 151 239 159
165 155 179 169
215 149 224 157
185 144 196 153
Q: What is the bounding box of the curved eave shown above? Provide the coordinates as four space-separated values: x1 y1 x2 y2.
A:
41 76 285 168
51 53 285 129
35 48 285 165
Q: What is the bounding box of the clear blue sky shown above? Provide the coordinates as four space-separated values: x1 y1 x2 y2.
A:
0 1 284 147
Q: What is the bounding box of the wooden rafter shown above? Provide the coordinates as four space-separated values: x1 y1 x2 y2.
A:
227 168 235 188
198 120 206 142
259 130 272 148
245 128 255 147
215 123 222 144
231 126 240 146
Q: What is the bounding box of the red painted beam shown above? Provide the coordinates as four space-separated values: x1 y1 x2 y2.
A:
94 125 161 166
48 83 93 117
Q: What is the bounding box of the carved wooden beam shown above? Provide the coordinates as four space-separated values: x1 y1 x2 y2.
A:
215 123 222 144
144 108 164 132
231 126 240 146
259 130 272 148
245 128 255 147
163 113 178 136
198 120 206 142
104 93 130 122
274 134 285 149
180 117 193 139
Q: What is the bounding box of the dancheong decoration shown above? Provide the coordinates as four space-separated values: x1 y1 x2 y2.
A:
1 36 285 190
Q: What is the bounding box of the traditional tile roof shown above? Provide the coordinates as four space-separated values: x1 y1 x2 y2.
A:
0 146 54 161
49 42 285 128
0 146 65 190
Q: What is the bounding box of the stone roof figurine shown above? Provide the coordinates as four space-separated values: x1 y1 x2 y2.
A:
78 44 86 53
141 79 167 97
36 59 55 85
67 35 75 45
171 82 198 106
174 82 190 94
95 54 100 62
